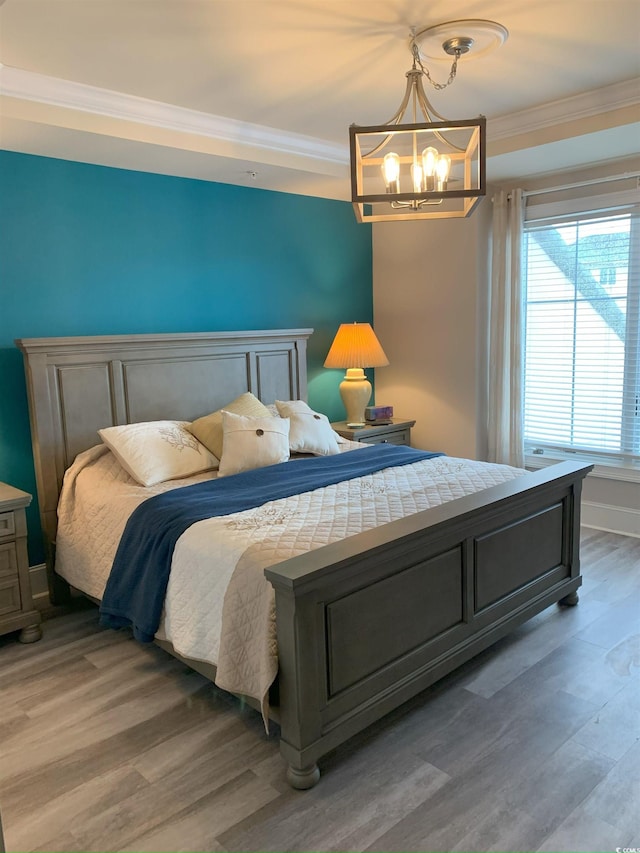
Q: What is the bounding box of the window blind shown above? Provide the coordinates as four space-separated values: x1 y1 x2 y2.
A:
523 207 640 467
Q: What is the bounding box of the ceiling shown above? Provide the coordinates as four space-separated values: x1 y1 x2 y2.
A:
1 0 639 201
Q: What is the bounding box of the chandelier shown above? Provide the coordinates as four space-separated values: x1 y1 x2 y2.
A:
350 20 506 223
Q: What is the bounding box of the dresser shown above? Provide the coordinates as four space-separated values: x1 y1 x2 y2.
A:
0 483 42 643
331 418 415 446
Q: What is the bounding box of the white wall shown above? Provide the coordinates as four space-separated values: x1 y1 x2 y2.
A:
372 202 491 460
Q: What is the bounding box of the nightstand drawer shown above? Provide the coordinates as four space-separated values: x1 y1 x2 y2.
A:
0 577 21 616
360 429 411 446
0 511 15 538
0 542 18 578
0 483 40 642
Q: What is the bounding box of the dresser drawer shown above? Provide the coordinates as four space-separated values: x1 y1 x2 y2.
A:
0 542 18 578
0 577 21 616
0 511 15 538
360 428 411 446
0 483 40 642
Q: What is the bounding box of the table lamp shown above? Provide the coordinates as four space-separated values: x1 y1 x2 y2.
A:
324 322 389 427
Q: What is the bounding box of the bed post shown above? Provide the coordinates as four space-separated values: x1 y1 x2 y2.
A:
267 580 325 788
558 467 585 608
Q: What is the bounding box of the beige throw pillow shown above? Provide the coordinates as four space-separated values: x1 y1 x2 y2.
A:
217 411 290 477
98 420 218 486
189 391 273 460
275 400 340 456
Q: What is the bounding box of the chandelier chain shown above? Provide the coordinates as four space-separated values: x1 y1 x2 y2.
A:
410 41 459 90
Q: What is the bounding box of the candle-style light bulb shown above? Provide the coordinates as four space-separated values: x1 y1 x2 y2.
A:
422 146 438 191
382 152 401 194
411 162 424 193
436 154 451 191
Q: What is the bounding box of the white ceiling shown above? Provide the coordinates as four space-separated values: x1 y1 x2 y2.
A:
1 0 639 201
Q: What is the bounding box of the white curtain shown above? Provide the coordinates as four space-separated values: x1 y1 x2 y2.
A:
487 188 525 467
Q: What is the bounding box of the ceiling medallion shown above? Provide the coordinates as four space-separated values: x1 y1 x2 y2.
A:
413 19 509 62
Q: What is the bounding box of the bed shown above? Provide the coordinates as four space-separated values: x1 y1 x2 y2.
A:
17 329 592 789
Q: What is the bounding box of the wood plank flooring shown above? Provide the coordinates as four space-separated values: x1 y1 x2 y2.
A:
0 528 638 852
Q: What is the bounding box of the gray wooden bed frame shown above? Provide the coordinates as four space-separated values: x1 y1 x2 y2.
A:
17 329 592 789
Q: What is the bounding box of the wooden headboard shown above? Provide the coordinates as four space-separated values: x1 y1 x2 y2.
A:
16 328 313 579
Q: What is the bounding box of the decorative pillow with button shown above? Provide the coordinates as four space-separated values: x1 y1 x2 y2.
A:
188 392 273 460
275 400 340 456
217 410 291 477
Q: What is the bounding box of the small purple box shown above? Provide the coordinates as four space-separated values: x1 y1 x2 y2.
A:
365 405 394 422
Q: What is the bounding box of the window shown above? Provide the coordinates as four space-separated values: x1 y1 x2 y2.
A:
523 208 640 469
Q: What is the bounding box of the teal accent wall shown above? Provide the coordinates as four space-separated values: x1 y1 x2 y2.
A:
0 151 373 563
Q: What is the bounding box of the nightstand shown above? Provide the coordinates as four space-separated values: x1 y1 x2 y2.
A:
0 483 42 643
332 418 416 446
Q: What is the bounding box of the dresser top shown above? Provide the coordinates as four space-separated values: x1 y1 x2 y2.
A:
0 482 32 510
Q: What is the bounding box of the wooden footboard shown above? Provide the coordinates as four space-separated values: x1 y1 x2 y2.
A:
265 460 592 788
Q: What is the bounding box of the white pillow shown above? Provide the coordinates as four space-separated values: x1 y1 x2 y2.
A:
98 420 218 487
217 411 290 477
188 391 273 460
275 400 340 456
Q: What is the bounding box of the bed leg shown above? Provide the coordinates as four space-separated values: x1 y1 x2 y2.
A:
49 573 71 606
286 763 320 790
559 591 579 607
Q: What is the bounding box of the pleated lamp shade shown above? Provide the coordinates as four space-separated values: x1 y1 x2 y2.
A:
324 323 389 426
324 323 389 369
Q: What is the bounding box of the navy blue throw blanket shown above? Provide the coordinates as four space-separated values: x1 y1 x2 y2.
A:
99 443 443 641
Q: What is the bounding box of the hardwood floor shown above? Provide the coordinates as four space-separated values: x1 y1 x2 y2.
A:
0 528 638 852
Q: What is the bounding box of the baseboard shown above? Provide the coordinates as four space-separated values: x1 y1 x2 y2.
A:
581 500 640 538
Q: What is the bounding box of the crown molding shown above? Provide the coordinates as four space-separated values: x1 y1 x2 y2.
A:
0 63 348 166
488 77 640 140
2 63 638 169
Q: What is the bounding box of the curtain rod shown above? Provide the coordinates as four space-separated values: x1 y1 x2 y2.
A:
523 172 639 199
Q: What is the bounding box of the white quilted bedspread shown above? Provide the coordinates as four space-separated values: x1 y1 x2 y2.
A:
55 444 525 713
